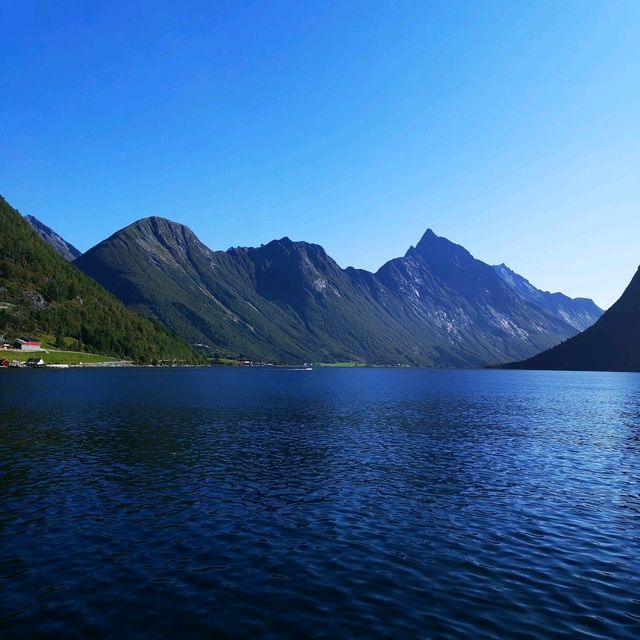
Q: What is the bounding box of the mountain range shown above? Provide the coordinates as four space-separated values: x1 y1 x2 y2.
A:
508 266 640 372
72 216 602 366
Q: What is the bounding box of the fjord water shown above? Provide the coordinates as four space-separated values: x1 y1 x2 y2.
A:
1 369 639 639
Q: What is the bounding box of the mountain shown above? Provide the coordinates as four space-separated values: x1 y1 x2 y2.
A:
75 218 601 366
494 263 601 331
25 214 82 261
506 266 640 372
373 230 599 366
0 196 199 364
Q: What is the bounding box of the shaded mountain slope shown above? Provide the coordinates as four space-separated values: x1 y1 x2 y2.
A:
507 267 640 372
0 196 199 363
25 215 82 261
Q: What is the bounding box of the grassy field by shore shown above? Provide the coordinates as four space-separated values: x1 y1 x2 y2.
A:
2 350 119 365
314 361 367 368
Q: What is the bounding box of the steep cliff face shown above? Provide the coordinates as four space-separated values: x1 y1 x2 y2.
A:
75 219 602 366
508 267 640 372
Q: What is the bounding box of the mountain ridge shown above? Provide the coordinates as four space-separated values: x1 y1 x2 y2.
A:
493 263 602 332
74 216 602 366
25 214 82 261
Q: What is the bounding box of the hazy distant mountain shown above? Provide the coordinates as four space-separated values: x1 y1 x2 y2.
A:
507 266 640 372
74 219 602 366
494 263 602 331
25 215 82 261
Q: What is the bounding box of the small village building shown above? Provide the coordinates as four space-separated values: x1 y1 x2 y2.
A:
1 359 9 368
14 338 41 351
25 357 46 368
0 336 10 349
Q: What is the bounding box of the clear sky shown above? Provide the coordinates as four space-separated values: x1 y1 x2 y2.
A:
1 1 638 308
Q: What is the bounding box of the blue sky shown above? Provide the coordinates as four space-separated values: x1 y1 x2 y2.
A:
1 1 638 308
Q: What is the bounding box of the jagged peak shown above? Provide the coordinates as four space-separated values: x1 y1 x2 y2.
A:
420 228 438 241
411 227 475 265
254 236 330 257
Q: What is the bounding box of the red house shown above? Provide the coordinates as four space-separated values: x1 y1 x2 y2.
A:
14 338 41 351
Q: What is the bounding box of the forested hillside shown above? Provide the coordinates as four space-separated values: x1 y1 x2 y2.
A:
0 196 199 363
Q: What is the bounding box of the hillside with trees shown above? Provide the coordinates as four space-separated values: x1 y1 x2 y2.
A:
0 196 200 364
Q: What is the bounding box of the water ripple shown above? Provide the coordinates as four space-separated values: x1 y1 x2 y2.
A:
1 368 640 638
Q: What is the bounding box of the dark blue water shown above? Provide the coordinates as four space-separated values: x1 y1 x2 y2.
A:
1 368 640 639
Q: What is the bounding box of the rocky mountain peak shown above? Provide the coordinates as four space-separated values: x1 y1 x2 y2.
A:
411 228 476 269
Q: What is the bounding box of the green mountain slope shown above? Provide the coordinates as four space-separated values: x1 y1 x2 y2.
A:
0 196 199 363
507 266 640 372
